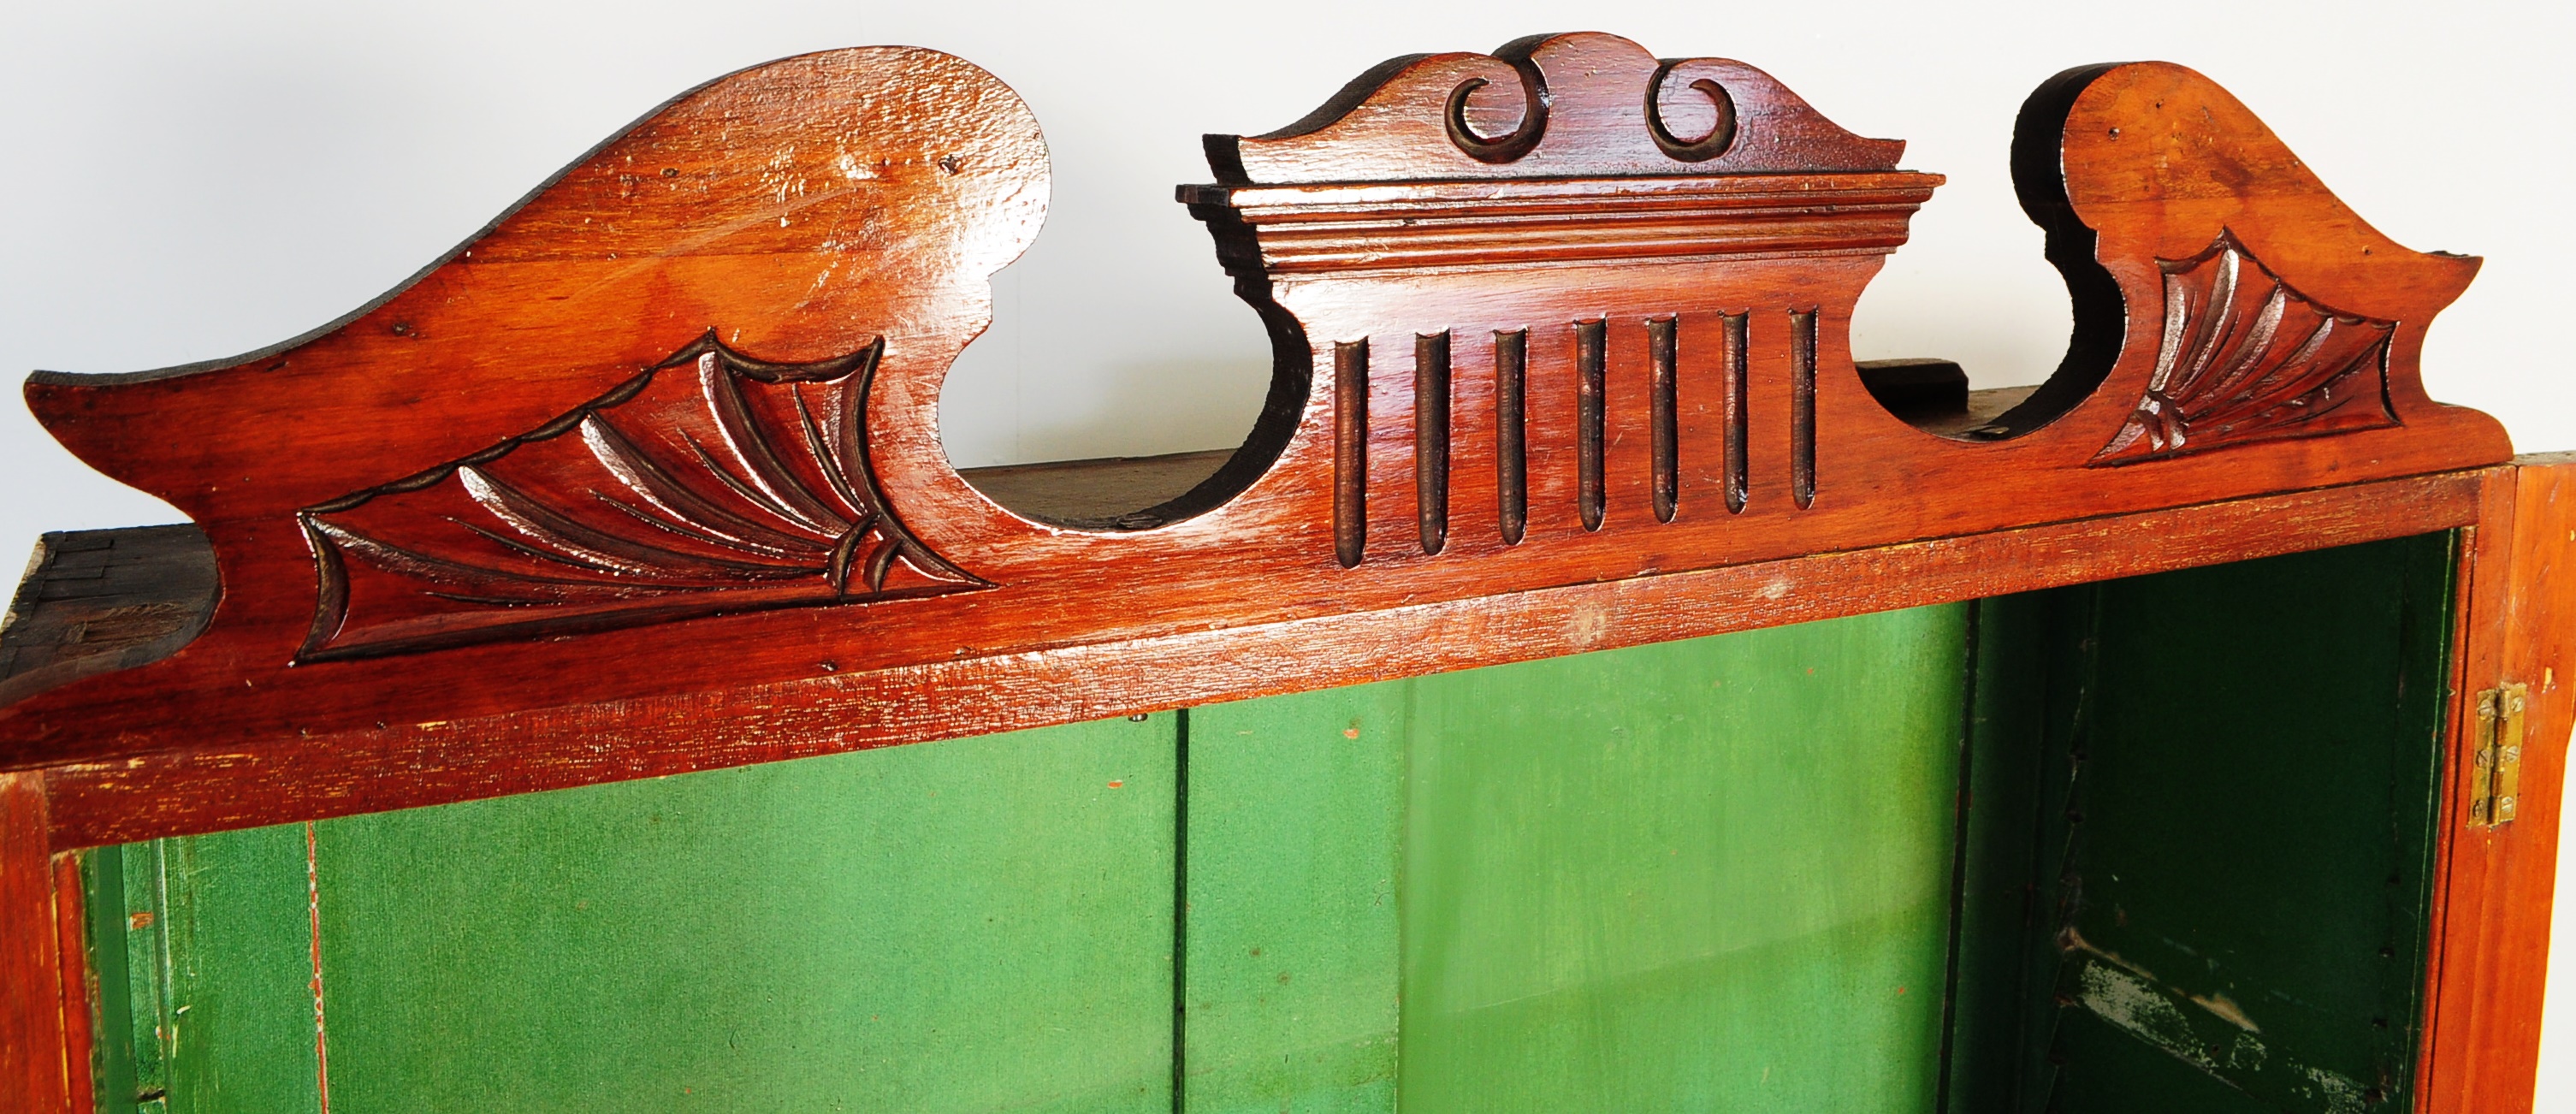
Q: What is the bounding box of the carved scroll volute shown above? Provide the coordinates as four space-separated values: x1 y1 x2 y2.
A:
1208 32 1903 183
21 47 1045 663
2015 62 2507 464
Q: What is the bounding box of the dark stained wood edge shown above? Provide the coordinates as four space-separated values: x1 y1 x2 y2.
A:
2417 453 2576 1112
38 467 2486 850
956 449 1233 528
0 525 218 708
0 770 71 1113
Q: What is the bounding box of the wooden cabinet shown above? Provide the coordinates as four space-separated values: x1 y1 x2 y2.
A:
3 33 2566 1114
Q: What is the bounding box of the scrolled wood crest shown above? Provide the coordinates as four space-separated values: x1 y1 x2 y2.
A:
1206 32 1901 183
16 45 1043 678
0 36 2513 773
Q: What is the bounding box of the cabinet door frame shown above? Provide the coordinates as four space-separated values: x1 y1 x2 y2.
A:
7 459 2572 1114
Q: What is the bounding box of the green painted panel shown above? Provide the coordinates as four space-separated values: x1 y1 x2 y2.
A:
1949 534 2453 1114
1396 605 1970 1113
2045 1009 2282 1114
96 714 1179 1114
1939 596 2052 1114
86 824 325 1114
1182 694 1405 1114
78 844 140 1113
2038 534 2450 1112
160 826 329 1114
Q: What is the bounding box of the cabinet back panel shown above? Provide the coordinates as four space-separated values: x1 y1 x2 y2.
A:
1394 607 1968 1113
88 715 1181 1113
1183 606 1970 1114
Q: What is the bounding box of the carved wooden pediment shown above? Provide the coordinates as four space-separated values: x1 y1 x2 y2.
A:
1205 32 1904 183
0 38 2553 1114
0 35 2506 791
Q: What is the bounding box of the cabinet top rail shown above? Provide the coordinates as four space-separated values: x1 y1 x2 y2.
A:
3 33 2512 845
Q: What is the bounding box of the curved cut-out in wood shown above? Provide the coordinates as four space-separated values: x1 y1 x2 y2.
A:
2090 234 2397 465
0 38 2512 790
300 331 984 662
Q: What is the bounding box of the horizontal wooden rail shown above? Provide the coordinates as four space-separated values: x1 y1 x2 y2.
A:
38 465 2484 849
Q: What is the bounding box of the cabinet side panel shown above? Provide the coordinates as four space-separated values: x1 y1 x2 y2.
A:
2420 458 2576 1112
2028 532 2455 1113
1 772 73 1114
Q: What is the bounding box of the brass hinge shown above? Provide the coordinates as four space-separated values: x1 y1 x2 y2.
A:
2471 683 2529 827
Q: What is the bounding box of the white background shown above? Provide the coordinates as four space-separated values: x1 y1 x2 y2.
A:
3 0 2570 1103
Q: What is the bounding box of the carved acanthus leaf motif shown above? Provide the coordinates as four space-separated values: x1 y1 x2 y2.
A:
298 331 983 661
2092 235 2397 465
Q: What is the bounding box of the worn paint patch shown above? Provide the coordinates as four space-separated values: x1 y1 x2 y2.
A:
2072 959 2382 1114
2078 962 2267 1075
2191 990 2260 1034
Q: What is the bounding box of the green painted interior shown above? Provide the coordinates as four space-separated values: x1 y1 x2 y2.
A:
81 536 2456 1114
1949 533 2455 1114
1182 690 1406 1114
88 827 322 1114
94 715 1180 1113
1390 606 1967 1113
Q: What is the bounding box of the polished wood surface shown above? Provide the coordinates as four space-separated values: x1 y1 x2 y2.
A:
2419 453 2576 1113
0 772 70 1113
0 33 2555 1113
9 467 2484 849
0 37 2508 790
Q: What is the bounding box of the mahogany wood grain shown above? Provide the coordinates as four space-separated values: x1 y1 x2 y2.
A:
1205 33 1905 183
0 38 2508 787
2417 454 2576 1113
0 33 2551 1113
37 467 2484 848
48 855 89 1114
0 771 69 1114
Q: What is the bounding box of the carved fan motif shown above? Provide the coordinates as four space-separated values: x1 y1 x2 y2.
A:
2093 235 2397 465
298 331 984 661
